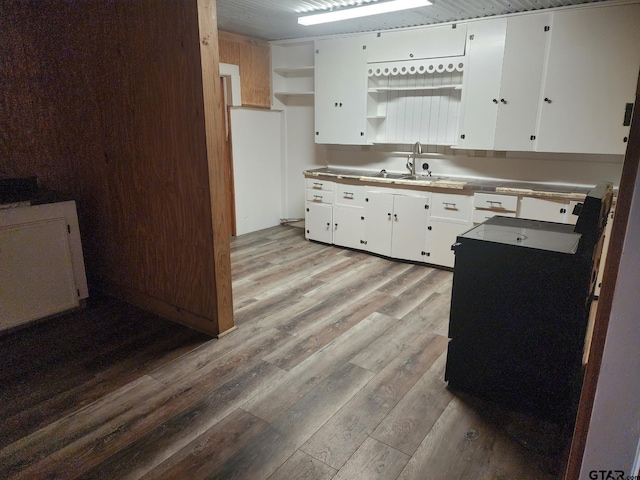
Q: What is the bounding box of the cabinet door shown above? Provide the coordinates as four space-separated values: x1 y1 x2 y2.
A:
390 195 429 262
426 220 471 268
305 202 333 244
333 205 366 250
364 191 394 257
457 18 507 150
367 24 467 63
536 4 640 154
1 218 79 330
315 36 368 145
493 13 551 151
518 197 569 223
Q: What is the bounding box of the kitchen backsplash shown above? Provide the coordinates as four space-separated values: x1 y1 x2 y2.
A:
324 144 623 188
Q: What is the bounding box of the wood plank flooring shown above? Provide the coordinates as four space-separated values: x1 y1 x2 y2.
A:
0 225 570 479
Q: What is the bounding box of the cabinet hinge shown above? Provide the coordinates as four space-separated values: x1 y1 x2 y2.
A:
452 23 457 29
377 33 381 37
67 224 71 233
544 26 550 32
469 34 474 41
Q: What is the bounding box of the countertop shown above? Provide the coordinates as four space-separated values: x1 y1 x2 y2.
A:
304 167 592 201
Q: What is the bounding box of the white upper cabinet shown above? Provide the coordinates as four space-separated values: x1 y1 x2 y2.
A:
535 4 640 154
493 13 551 151
315 35 370 145
457 18 507 150
367 24 467 63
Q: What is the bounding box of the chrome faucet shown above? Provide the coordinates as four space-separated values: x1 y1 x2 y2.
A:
406 141 422 177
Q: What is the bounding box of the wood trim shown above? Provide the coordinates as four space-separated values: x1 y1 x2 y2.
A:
197 0 235 335
226 103 237 236
218 30 271 108
101 282 219 336
564 73 640 480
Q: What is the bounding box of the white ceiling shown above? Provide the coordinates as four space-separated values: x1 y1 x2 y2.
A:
216 0 607 41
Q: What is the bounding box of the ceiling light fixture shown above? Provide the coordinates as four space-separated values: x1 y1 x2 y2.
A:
298 0 433 26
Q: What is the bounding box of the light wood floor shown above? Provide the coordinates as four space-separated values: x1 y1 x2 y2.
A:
0 225 569 479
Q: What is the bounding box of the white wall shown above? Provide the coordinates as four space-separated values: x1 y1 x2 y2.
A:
579 157 640 478
279 99 327 220
230 108 284 235
325 145 624 189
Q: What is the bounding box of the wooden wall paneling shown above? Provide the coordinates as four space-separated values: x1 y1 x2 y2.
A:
197 0 235 336
218 31 271 108
1 0 230 336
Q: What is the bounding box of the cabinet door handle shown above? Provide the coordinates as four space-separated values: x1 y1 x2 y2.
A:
544 97 552 104
387 213 392 217
394 214 398 220
492 99 498 104
326 222 330 226
500 98 507 104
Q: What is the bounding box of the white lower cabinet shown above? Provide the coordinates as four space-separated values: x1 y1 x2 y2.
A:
333 205 366 250
518 196 574 223
472 192 519 224
425 221 471 268
0 201 88 331
305 201 333 243
426 192 473 268
365 190 430 262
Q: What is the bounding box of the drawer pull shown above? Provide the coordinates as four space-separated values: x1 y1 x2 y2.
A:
313 182 323 188
443 202 457 208
487 201 502 206
313 195 323 200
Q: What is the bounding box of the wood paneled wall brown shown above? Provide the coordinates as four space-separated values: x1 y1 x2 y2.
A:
0 0 232 336
218 31 271 108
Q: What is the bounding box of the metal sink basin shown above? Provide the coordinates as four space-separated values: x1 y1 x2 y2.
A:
369 171 447 182
371 172 407 179
400 175 447 181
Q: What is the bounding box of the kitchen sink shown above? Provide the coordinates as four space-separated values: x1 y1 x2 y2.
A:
371 172 407 179
371 172 447 181
400 174 447 181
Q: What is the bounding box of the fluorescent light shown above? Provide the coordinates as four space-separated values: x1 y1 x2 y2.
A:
298 0 433 26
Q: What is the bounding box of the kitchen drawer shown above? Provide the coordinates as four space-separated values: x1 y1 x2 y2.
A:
472 209 517 224
306 189 334 204
474 193 518 212
335 184 365 207
306 178 334 192
430 193 472 223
